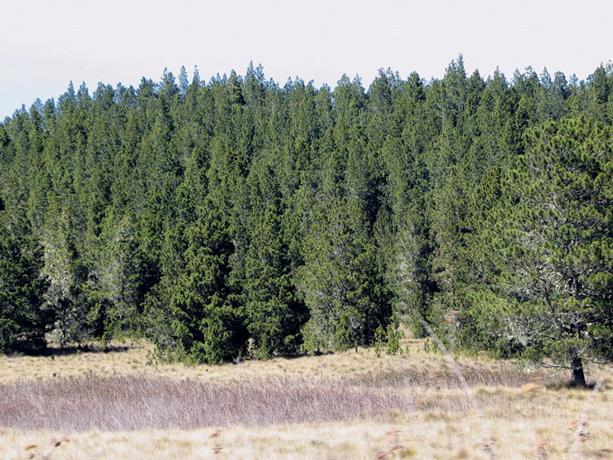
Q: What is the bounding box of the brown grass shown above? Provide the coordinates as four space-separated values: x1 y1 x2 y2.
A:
1 340 612 459
0 375 415 431
0 339 560 386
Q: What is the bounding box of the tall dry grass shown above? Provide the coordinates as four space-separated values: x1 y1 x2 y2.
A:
0 375 415 431
1 340 611 459
0 349 558 432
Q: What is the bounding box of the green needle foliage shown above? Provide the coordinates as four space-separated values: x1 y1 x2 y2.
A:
461 117 612 385
0 59 610 382
0 206 50 352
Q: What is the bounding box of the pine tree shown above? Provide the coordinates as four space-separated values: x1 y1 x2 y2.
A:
95 213 150 338
380 72 435 335
40 194 90 344
243 154 307 358
0 62 610 367
299 199 386 352
463 117 612 385
147 194 247 364
0 205 50 352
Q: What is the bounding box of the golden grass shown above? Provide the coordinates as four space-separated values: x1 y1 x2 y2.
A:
1 339 612 459
0 339 558 385
2 396 612 460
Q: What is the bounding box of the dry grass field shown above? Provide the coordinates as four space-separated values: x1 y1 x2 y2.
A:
1 339 611 459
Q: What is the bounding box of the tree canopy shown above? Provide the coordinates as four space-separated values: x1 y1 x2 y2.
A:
0 59 611 384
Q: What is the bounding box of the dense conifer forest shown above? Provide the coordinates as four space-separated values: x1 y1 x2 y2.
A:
1 59 611 382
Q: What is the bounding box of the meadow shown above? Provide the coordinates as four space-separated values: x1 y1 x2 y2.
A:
1 339 611 459
1 56 611 460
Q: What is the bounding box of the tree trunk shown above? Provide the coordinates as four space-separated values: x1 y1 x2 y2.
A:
570 347 587 387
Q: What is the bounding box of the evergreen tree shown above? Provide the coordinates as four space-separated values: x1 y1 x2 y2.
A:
0 205 50 352
40 194 90 344
0 61 610 369
147 194 247 364
244 154 307 358
462 117 612 385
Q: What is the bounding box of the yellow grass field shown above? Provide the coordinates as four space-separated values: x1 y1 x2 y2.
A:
1 339 612 459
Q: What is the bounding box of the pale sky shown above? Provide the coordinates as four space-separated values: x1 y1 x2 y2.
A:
2 0 611 118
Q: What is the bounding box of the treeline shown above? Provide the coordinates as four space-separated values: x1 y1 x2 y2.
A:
0 59 611 379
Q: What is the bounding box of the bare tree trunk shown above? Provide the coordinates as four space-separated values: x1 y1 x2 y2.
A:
571 346 587 387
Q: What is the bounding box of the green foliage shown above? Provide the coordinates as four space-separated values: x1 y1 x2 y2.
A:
146 195 248 364
40 194 92 345
374 325 385 357
374 323 402 357
299 202 388 352
386 323 402 355
0 61 611 372
461 116 612 377
0 209 50 352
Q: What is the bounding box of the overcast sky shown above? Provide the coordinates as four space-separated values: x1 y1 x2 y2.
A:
2 0 611 117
